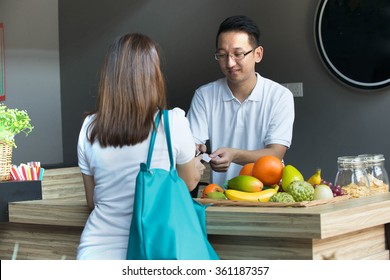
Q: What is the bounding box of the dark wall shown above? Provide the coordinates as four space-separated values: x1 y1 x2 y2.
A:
59 0 390 182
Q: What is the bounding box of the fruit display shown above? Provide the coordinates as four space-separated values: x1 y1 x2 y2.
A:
200 155 372 204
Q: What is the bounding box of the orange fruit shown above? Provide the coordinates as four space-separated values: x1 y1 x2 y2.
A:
239 163 255 176
202 183 224 198
252 155 283 186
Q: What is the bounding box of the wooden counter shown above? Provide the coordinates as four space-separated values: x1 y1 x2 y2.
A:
0 167 389 260
206 194 390 259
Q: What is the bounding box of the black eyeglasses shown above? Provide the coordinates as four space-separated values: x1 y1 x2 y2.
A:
214 49 255 61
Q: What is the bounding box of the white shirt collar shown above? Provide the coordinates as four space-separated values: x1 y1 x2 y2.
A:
222 73 263 102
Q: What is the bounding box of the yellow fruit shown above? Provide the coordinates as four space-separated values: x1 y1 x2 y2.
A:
307 168 322 186
281 165 304 192
225 188 277 202
227 175 263 192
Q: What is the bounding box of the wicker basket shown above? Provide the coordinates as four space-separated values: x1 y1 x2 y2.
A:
0 141 12 181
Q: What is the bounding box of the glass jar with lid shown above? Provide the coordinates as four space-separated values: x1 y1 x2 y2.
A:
334 156 371 198
358 154 389 194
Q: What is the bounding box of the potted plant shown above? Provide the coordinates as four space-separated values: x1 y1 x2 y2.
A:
0 103 33 180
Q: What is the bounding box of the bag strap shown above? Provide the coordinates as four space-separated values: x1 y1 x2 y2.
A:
145 110 174 170
163 110 175 171
145 111 161 168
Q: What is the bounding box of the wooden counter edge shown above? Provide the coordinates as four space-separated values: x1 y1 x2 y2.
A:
8 193 390 240
8 199 89 227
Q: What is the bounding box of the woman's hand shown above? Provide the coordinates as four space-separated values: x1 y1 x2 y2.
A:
194 155 206 176
196 143 207 154
177 156 205 191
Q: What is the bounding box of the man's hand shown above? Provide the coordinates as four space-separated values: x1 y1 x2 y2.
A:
209 147 237 172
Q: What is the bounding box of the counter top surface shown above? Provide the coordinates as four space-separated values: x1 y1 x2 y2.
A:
3 167 389 260
9 192 390 239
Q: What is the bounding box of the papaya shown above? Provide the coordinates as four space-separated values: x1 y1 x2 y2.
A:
227 175 263 192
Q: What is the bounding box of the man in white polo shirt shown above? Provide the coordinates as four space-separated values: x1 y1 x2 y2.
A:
187 15 295 186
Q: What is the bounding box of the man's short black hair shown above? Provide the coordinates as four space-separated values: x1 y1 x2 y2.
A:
216 15 261 48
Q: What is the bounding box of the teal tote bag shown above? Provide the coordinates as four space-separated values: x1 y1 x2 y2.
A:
127 110 219 260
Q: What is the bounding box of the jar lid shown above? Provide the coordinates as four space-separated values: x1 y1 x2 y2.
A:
337 156 359 163
358 154 385 163
337 156 365 167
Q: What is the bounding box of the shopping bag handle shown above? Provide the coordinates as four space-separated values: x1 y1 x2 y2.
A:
145 110 174 171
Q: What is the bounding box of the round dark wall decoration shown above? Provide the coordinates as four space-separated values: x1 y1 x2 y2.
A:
315 0 390 90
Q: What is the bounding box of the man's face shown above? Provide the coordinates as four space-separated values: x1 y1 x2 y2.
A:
216 31 263 87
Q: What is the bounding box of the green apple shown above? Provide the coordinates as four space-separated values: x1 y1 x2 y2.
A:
206 191 227 200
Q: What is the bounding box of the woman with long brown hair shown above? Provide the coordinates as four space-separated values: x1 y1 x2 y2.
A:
77 33 204 259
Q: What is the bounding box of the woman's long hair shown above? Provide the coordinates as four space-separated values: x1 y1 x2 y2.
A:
88 33 167 147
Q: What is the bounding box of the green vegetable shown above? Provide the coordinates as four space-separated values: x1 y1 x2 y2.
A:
288 181 314 202
0 104 34 147
269 192 296 203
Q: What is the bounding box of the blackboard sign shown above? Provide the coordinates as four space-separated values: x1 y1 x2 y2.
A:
0 180 42 222
315 0 390 90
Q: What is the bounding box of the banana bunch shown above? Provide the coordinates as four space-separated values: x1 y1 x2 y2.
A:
224 175 278 202
307 168 322 186
225 188 278 202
